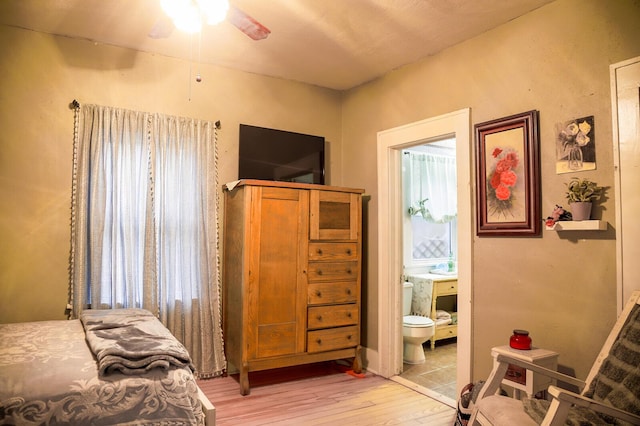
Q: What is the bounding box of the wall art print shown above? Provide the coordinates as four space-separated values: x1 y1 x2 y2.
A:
475 110 541 237
555 115 596 174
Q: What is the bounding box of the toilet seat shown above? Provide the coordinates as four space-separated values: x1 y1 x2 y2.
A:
403 315 434 327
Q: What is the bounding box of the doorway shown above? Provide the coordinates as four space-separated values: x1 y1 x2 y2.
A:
399 140 458 401
376 109 472 405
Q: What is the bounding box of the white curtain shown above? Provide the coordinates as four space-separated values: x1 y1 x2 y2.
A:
406 152 457 223
69 104 226 378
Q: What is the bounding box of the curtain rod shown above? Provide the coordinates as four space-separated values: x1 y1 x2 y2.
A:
69 99 221 129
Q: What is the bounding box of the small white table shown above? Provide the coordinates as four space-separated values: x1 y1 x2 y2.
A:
491 345 559 399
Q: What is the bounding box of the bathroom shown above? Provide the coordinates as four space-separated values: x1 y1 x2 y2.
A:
399 138 458 401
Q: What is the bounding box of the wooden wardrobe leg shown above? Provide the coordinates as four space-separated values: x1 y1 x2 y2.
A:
240 366 250 396
351 345 363 373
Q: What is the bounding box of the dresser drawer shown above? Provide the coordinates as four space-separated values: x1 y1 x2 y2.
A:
308 261 358 282
308 242 358 261
504 363 527 385
435 324 457 340
434 280 457 296
308 282 357 305
308 305 358 329
307 326 359 352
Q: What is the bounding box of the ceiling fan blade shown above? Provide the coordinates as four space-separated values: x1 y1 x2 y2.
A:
149 15 175 39
228 5 270 40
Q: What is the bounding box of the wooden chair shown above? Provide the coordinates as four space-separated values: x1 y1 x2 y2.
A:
470 290 640 425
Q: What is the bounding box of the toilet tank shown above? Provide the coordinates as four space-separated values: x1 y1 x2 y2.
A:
403 281 413 316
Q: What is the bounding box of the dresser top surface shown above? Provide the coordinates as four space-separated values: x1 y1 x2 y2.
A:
224 179 365 194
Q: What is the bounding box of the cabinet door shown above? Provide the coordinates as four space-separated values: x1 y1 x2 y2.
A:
309 190 360 240
247 186 308 359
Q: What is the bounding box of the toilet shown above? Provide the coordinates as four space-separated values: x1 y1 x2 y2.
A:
402 281 435 364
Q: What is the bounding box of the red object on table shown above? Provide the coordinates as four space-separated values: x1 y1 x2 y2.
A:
510 329 532 350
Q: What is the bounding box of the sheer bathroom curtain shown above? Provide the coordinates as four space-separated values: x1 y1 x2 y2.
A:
406 151 457 223
69 104 225 378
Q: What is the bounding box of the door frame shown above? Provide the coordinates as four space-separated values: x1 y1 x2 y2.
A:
376 108 473 394
610 55 640 313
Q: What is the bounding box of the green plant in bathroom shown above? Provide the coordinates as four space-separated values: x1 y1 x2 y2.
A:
408 198 429 217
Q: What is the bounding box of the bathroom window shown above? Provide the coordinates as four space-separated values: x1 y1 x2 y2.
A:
402 141 457 269
410 216 457 261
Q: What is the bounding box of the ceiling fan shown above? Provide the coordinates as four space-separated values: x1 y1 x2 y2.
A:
149 0 270 41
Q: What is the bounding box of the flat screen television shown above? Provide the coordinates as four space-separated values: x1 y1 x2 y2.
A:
238 124 325 185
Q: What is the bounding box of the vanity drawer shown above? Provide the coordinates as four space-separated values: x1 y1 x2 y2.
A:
308 305 358 329
435 324 457 340
307 326 359 352
308 242 358 261
308 282 357 305
434 279 457 296
307 261 358 282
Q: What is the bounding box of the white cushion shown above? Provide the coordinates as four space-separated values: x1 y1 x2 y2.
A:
474 395 537 426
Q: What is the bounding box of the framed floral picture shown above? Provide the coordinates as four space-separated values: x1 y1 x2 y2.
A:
475 110 541 236
555 115 596 174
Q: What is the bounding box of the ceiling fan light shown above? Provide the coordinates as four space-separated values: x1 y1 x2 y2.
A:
160 0 202 33
198 0 229 25
160 0 185 20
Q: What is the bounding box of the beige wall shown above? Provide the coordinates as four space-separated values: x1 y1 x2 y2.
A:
342 0 640 381
0 25 342 323
2 0 639 384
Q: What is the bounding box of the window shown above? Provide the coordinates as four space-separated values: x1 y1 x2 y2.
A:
402 140 457 270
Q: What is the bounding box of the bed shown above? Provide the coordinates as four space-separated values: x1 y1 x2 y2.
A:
0 308 215 425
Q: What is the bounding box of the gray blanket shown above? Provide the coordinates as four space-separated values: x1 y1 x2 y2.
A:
80 308 194 376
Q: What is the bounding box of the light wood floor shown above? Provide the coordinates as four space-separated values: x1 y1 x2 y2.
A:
198 361 456 425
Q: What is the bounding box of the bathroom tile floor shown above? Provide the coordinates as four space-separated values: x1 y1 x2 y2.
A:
400 338 457 400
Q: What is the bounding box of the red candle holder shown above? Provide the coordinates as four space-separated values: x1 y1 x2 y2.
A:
510 329 532 350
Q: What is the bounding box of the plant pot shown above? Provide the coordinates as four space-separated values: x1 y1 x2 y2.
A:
571 202 592 221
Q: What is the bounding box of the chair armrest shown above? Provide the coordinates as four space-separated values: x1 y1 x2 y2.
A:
475 353 586 402
547 386 640 425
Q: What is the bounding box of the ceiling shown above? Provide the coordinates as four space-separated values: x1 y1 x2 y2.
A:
0 0 555 91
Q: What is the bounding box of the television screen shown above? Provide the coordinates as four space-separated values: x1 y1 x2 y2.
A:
239 124 325 184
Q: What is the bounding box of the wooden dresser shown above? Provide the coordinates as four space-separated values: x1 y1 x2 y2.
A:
222 180 364 395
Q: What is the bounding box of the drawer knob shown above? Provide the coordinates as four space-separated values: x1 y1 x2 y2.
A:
346 249 352 255
316 338 322 345
346 312 352 318
346 289 351 295
346 269 352 274
317 315 323 322
317 248 323 255
315 290 322 298
347 335 352 340
317 270 323 275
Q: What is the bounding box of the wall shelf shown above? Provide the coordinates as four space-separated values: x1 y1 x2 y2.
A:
545 220 607 231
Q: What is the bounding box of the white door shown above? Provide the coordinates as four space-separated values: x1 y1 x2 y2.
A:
611 56 640 312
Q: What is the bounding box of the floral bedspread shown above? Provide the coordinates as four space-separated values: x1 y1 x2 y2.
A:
0 319 204 425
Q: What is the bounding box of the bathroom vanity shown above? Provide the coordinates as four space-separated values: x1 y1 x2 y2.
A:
430 274 458 350
406 272 458 350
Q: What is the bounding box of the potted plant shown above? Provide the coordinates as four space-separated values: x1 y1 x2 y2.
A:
565 177 603 220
